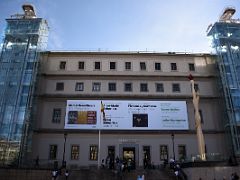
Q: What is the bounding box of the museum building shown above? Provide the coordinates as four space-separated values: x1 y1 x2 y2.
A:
31 51 227 168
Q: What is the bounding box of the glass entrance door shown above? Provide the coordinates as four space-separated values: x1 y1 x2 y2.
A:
123 147 135 169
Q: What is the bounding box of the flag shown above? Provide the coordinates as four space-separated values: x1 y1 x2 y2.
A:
101 101 105 120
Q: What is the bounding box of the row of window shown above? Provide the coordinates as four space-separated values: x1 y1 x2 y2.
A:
56 82 199 93
59 61 196 71
49 144 187 161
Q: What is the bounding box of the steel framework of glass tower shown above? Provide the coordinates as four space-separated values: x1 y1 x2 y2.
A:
0 5 48 166
207 8 240 156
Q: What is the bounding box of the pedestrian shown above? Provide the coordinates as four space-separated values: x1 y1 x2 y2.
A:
65 170 69 180
52 169 57 180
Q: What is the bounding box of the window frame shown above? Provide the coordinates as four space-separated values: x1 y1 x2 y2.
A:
71 145 80 160
49 145 58 160
140 83 148 92
52 108 61 123
94 62 101 70
89 145 98 161
172 83 180 92
56 82 64 91
108 82 116 92
59 61 66 70
171 63 177 71
155 62 161 71
92 82 101 92
140 62 146 71
124 83 132 92
75 82 84 91
78 61 85 70
110 62 116 70
156 83 164 92
125 62 132 70
188 63 195 71
178 145 186 161
160 145 168 161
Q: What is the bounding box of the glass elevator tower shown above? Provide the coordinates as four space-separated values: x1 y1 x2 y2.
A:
0 4 48 166
207 7 240 156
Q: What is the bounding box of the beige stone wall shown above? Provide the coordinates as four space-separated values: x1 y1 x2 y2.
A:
32 52 226 168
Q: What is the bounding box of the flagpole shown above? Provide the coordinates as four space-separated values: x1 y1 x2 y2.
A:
98 128 101 169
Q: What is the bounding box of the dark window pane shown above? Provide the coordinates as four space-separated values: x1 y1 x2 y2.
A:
56 82 64 91
95 62 101 70
160 145 168 161
171 63 177 71
52 108 61 123
155 63 161 71
140 62 146 70
108 83 116 91
60 61 66 70
49 145 57 160
172 83 180 92
110 62 116 70
189 63 195 71
75 82 84 91
78 61 84 70
156 83 164 92
124 83 132 92
125 62 131 70
140 83 148 92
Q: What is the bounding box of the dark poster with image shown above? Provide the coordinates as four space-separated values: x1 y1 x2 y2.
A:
133 114 148 127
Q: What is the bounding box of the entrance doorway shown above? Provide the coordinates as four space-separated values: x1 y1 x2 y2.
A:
107 146 115 169
123 147 135 169
143 146 151 169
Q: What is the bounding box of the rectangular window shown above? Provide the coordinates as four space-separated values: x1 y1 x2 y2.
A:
52 108 61 123
94 62 101 70
160 145 168 161
56 82 64 91
108 83 116 91
78 61 85 70
189 63 195 71
89 145 98 160
75 82 84 91
140 62 146 70
156 83 164 92
178 145 186 161
49 145 57 160
60 61 66 70
140 83 148 92
155 63 161 71
110 62 116 70
92 82 101 92
171 63 177 71
125 62 131 70
172 83 180 92
124 83 132 92
71 145 80 160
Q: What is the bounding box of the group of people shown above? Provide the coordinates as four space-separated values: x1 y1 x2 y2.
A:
101 156 135 173
51 169 69 180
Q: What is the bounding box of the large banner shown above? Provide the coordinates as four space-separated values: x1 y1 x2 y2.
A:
64 100 189 130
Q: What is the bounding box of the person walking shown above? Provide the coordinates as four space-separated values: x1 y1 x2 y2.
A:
65 170 69 180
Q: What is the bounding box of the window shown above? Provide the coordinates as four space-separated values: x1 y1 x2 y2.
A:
156 83 164 92
92 82 101 92
75 82 84 91
49 145 57 160
124 83 132 92
56 82 64 91
94 62 101 70
178 145 186 161
108 83 116 91
171 63 177 71
78 61 84 70
52 108 61 123
140 62 146 70
155 63 161 71
71 145 79 160
89 145 98 160
160 145 168 161
59 61 66 70
140 83 148 92
110 62 116 70
189 63 195 71
172 83 180 92
125 62 131 70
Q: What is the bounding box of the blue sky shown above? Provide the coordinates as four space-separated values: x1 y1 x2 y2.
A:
0 0 240 53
